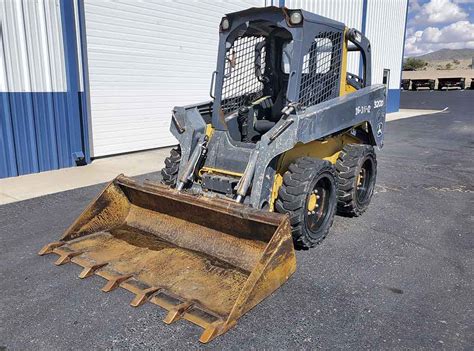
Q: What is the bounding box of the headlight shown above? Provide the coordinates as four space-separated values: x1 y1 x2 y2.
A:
221 17 230 31
348 28 362 43
289 11 303 25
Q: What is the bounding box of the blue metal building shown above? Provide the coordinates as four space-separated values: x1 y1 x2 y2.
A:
0 0 408 179
1 0 89 178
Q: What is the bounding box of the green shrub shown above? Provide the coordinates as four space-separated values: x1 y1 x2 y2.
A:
403 57 428 71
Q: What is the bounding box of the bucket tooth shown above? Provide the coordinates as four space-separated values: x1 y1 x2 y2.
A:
199 321 227 344
163 301 193 324
101 274 133 293
78 263 108 279
130 287 161 307
38 241 64 255
54 250 83 266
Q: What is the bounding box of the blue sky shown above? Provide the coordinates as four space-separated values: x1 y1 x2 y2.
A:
405 0 474 56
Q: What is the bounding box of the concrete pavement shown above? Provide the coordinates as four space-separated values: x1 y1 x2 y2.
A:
0 148 172 205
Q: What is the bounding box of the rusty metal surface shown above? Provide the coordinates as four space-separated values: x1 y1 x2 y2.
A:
39 175 296 343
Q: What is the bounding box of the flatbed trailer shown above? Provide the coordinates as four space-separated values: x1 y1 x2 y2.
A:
438 77 465 90
411 79 435 91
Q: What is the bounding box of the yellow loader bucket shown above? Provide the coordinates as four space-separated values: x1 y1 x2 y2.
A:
39 175 296 343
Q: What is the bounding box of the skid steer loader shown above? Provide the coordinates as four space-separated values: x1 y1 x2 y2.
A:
39 7 386 343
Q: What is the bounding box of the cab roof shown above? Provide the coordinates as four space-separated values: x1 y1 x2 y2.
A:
225 6 345 30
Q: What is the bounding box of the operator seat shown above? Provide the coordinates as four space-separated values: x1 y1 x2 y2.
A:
254 82 287 133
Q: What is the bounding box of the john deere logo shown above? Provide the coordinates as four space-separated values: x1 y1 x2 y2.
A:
376 122 383 137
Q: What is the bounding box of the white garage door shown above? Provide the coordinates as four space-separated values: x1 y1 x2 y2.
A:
85 0 265 157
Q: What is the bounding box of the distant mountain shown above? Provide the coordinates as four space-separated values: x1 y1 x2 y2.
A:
413 49 474 61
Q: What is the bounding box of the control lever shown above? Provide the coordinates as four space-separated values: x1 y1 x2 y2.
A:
238 106 251 142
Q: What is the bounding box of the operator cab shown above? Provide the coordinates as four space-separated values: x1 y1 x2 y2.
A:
211 7 372 145
219 22 293 143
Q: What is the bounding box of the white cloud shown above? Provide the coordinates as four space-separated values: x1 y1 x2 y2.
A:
422 21 474 42
408 0 422 12
411 0 468 25
404 20 474 55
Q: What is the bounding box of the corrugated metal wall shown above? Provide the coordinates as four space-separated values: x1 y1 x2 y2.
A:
366 0 407 88
0 0 87 178
1 0 66 92
84 0 265 157
365 0 408 112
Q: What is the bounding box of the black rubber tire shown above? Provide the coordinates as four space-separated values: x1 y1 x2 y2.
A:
438 84 443 91
411 84 417 91
275 157 337 250
336 144 377 217
429 83 435 90
161 146 181 187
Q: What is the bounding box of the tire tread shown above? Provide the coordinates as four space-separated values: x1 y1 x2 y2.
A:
275 157 337 250
161 146 181 187
336 144 377 217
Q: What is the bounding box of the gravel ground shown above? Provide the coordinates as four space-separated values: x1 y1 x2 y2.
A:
1 91 473 350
